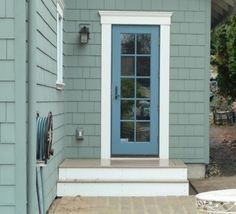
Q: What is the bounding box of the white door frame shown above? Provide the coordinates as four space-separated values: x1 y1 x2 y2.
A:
99 11 172 159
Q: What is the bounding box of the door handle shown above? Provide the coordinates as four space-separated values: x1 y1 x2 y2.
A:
115 86 120 100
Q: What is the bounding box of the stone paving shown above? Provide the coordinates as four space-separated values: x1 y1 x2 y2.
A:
48 196 202 214
48 176 236 214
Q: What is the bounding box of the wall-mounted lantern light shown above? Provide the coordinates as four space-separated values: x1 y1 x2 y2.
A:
79 26 90 44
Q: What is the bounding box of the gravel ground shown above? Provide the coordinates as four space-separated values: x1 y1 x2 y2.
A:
207 125 236 177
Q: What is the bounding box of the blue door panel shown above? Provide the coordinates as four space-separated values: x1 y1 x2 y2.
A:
112 25 160 156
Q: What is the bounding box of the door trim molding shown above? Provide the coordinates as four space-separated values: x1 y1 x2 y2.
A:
99 11 172 159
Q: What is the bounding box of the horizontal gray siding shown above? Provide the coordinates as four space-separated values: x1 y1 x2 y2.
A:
169 0 210 163
64 0 210 163
0 0 16 213
36 0 65 210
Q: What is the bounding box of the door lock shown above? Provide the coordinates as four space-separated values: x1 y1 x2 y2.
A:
115 86 120 100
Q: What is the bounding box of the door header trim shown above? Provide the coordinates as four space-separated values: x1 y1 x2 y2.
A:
99 11 172 25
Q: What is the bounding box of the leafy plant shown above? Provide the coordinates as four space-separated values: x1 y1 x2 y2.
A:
212 14 236 102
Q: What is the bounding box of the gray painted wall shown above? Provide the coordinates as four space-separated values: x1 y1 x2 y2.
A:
64 0 210 163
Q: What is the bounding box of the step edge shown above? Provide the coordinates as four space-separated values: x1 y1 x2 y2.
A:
58 179 189 184
60 159 187 168
59 166 188 170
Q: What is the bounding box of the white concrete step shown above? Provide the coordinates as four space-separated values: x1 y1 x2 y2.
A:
59 167 187 180
57 180 189 197
57 159 189 197
59 159 187 180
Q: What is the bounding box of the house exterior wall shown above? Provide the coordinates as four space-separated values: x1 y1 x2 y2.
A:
0 0 20 213
0 0 66 213
0 0 210 212
35 0 65 210
64 0 210 163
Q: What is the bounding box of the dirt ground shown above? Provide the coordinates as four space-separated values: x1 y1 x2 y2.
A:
207 124 236 176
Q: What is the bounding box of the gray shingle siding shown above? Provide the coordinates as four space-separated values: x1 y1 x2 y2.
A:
0 0 16 212
64 0 210 162
36 0 65 210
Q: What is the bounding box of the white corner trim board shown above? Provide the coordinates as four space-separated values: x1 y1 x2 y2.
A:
99 11 172 159
57 0 65 10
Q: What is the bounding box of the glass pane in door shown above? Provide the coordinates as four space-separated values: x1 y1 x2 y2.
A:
136 100 150 120
121 56 135 76
137 56 150 76
121 34 135 54
121 100 134 120
121 122 134 142
121 78 135 98
136 122 150 142
137 34 151 54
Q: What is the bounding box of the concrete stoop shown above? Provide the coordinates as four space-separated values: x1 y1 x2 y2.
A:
57 159 189 197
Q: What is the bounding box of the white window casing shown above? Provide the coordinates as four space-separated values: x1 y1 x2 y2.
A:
56 2 65 90
99 11 172 159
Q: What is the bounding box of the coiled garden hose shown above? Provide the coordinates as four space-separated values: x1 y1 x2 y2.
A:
36 112 54 164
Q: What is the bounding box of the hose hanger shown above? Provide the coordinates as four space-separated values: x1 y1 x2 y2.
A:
36 112 54 164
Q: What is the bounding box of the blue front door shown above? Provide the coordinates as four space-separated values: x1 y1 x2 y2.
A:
112 25 160 156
